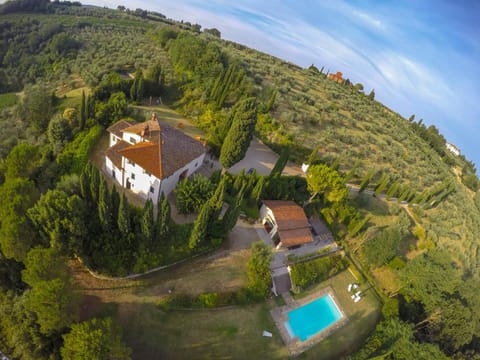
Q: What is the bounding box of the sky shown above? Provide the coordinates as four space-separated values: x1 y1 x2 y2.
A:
8 0 480 168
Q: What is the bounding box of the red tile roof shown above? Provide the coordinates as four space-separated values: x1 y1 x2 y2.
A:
106 119 205 180
263 200 313 247
105 140 130 169
107 120 134 138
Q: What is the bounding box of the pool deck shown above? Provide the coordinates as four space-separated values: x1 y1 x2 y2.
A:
270 287 349 357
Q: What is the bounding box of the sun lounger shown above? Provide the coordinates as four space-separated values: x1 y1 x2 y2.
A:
354 296 361 303
347 284 353 292
263 331 273 337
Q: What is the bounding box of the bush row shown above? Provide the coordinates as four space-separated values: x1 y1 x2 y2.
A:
289 254 345 292
158 288 264 310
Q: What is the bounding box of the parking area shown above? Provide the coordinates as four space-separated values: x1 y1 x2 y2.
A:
228 137 303 176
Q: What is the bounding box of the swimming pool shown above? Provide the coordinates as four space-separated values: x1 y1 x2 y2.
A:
284 294 343 342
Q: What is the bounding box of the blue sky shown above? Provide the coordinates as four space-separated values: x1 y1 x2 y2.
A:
18 0 480 167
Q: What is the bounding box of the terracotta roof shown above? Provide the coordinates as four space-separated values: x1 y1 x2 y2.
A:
263 200 313 247
106 120 134 138
115 120 205 179
105 140 130 169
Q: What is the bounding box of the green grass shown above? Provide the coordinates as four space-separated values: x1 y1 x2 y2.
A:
294 270 381 360
117 302 288 360
0 93 17 110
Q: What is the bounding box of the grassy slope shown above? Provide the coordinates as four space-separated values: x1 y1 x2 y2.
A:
2 7 478 357
219 41 480 275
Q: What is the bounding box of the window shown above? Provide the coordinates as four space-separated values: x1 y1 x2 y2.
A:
131 173 135 180
129 136 136 144
150 186 155 193
195 162 198 167
127 160 135 167
143 170 151 176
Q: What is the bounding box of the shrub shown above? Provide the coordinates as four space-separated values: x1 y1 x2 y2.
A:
56 125 102 175
175 174 215 214
290 254 344 292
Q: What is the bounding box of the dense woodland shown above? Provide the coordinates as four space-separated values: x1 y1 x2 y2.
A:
0 1 480 359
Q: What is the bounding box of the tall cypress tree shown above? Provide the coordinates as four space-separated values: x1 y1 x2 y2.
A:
98 178 112 231
137 78 144 102
110 186 120 227
80 164 91 201
89 165 100 204
141 199 154 247
117 193 130 235
188 202 213 250
209 177 226 213
130 79 138 101
219 97 257 169
223 186 245 232
80 90 86 130
251 176 266 202
156 194 170 243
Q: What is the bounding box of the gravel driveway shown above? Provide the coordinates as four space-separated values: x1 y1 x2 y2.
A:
228 137 303 176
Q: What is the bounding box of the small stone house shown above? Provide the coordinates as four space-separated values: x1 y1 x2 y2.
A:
260 200 314 249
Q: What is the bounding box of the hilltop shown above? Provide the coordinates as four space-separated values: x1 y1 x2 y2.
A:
0 1 479 359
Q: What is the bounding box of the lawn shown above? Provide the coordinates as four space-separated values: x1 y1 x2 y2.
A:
293 270 381 359
132 105 206 139
117 302 289 360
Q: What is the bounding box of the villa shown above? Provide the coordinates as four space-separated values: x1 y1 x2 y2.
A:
105 113 206 203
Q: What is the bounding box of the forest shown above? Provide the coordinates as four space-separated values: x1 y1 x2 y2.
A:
0 0 480 359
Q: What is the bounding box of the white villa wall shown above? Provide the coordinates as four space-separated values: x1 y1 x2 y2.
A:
160 153 206 196
122 132 142 145
105 157 122 186
106 129 206 203
110 134 119 146
259 204 279 238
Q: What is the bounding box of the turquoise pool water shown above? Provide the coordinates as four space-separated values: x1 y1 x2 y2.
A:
284 294 343 342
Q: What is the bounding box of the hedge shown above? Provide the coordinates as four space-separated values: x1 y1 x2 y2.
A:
56 125 103 175
289 254 345 292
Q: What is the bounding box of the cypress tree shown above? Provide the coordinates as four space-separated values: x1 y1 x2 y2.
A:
210 69 224 104
233 169 245 194
98 178 112 231
86 94 94 119
386 180 400 199
89 165 100 204
130 79 138 101
117 193 130 235
80 90 86 130
188 202 213 250
219 97 257 169
368 89 375 100
307 145 320 165
265 89 277 112
156 194 171 243
359 169 375 192
137 78 144 102
270 147 290 176
251 176 266 202
110 186 120 227
374 173 390 196
209 177 226 213
80 164 91 201
141 199 154 247
223 186 245 232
